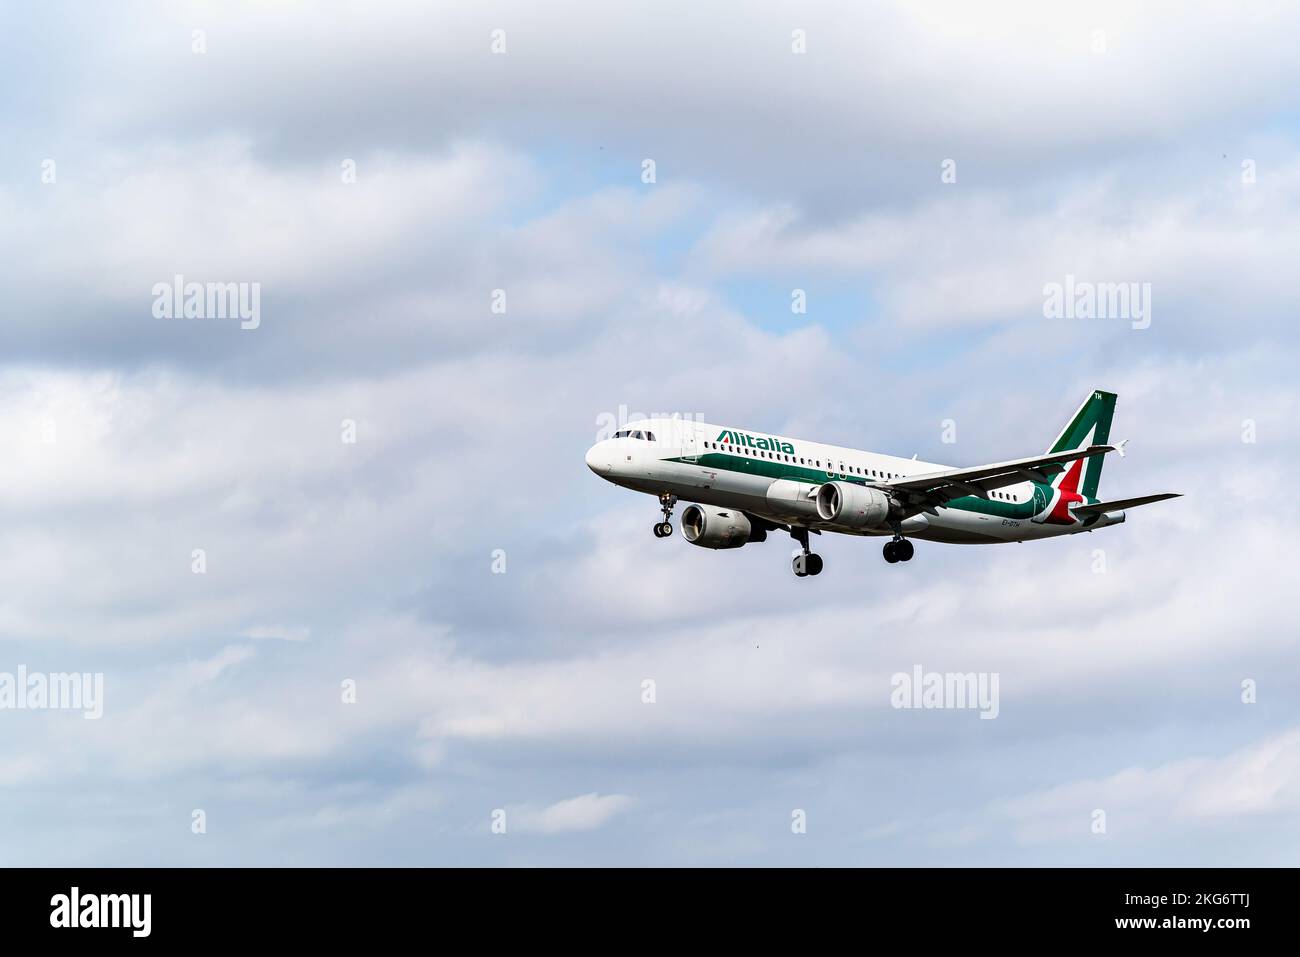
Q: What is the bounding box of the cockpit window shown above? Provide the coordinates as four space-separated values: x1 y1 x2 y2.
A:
612 430 655 441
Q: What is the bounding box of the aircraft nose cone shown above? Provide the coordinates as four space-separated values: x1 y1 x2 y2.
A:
585 443 606 474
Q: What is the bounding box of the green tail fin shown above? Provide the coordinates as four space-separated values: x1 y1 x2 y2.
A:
1046 390 1117 499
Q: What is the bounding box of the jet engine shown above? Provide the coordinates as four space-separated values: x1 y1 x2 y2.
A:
681 504 765 549
815 481 892 529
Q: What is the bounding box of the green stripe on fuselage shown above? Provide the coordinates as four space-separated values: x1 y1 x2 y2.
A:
666 451 1044 519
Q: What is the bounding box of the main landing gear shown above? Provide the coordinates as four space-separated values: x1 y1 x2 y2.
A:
653 492 677 538
883 536 914 563
791 527 823 577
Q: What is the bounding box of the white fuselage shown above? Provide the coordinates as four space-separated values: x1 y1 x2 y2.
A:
585 418 1122 544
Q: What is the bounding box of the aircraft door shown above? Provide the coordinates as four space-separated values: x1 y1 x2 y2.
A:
681 430 699 463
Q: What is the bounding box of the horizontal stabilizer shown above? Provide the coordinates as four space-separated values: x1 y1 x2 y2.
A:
1071 492 1182 516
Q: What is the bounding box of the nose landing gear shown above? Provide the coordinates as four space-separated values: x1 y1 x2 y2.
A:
653 492 677 538
790 527 824 577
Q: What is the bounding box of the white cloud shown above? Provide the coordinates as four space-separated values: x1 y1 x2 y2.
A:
511 793 635 834
691 159 1300 331
241 625 311 643
51 1 1300 205
996 729 1300 845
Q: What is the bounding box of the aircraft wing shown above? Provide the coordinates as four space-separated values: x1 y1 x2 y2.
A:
1071 492 1182 516
883 445 1115 502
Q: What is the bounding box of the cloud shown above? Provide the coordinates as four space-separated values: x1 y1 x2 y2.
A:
996 729 1300 845
691 159 1300 336
510 793 635 834
32 1 1300 207
240 625 311 643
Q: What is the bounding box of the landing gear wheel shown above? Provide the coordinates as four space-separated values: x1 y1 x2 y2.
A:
883 541 900 563
789 526 822 577
655 492 677 539
896 539 914 562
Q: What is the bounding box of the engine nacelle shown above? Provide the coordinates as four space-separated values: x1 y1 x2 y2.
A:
681 503 764 549
816 481 891 529
764 478 822 522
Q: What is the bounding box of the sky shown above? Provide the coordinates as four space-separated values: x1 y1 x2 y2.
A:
1 0 1297 866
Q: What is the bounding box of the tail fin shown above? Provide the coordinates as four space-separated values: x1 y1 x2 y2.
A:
1046 390 1117 499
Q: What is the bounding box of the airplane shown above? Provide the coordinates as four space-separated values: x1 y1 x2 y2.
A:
585 389 1180 577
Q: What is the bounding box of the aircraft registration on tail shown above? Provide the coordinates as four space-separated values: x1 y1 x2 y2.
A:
584 390 1180 577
